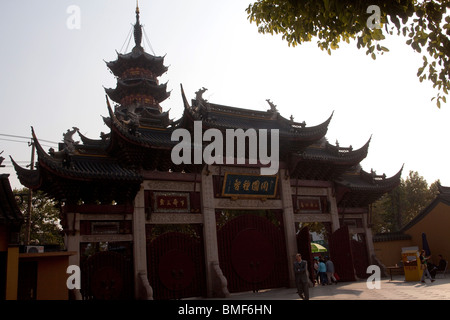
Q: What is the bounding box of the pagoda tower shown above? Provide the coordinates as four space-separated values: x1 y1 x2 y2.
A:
105 4 171 128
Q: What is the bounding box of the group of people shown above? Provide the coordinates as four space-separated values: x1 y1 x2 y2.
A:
313 256 338 286
419 250 447 283
294 250 447 300
293 253 338 300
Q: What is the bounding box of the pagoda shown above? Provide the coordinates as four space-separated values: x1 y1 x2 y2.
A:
12 4 402 300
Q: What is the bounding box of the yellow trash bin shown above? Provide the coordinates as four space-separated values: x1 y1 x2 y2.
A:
402 250 423 281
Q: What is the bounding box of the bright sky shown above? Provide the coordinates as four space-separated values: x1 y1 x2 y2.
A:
1 0 449 190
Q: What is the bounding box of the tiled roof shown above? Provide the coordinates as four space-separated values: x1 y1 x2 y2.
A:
105 79 170 104
336 166 403 192
16 128 142 184
373 232 412 242
106 105 176 149
288 139 370 180
334 166 403 207
106 50 168 77
183 97 332 142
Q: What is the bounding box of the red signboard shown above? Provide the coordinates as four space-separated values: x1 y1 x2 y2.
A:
298 197 322 213
153 192 190 213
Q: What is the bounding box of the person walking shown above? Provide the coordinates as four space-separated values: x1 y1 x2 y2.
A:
318 258 328 285
293 253 309 300
313 258 319 286
325 256 338 285
436 254 447 272
420 250 435 283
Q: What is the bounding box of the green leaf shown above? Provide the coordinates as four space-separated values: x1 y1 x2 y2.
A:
417 67 425 76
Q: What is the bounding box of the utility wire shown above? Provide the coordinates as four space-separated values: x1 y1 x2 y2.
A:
0 138 55 149
119 25 134 53
0 133 58 145
124 24 134 53
142 26 156 55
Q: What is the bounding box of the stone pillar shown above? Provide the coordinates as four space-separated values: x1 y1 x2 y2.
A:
327 187 340 232
65 212 80 267
362 212 376 264
279 169 297 288
200 167 221 298
133 185 149 299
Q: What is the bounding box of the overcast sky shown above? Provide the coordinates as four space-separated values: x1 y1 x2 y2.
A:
1 0 449 190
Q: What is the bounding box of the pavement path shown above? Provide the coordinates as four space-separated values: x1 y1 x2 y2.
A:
196 275 450 300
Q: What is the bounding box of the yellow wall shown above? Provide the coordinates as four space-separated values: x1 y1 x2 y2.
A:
373 201 450 269
19 253 71 300
405 202 450 265
6 247 19 300
374 239 413 267
36 256 69 300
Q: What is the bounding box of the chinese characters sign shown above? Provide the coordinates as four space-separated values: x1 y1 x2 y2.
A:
221 173 278 198
153 192 190 213
298 197 322 213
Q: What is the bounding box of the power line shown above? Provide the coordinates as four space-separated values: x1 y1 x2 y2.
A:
142 25 156 56
120 25 134 53
0 133 59 145
0 138 55 149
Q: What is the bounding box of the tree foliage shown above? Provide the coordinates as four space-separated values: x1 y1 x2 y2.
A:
14 188 64 247
371 171 439 233
246 0 450 107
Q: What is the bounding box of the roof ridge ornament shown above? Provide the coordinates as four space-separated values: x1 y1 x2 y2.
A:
0 150 4 167
266 99 278 113
63 127 80 152
195 87 209 111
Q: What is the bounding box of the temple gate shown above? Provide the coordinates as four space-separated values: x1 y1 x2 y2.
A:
12 4 403 299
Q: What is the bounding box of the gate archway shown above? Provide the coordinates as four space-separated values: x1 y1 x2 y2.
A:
217 211 288 293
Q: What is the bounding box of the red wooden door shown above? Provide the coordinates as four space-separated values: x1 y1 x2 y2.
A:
147 231 206 300
217 212 288 293
328 225 356 282
81 250 134 300
351 233 370 279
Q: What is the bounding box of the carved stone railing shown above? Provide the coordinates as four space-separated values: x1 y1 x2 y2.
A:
72 289 83 300
138 271 154 300
211 261 230 298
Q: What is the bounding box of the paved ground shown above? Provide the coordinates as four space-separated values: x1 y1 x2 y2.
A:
198 275 450 300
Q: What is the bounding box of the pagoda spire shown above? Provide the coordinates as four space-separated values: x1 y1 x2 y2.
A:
133 0 143 50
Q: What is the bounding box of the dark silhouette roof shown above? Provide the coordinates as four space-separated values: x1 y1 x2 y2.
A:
0 173 23 225
11 6 402 207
